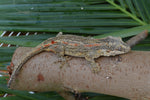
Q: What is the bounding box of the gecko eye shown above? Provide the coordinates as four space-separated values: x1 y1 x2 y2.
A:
116 44 130 52
117 46 123 51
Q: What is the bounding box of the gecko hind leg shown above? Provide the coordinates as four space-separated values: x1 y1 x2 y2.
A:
85 56 101 73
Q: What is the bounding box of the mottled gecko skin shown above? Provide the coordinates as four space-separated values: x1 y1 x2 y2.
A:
8 32 130 87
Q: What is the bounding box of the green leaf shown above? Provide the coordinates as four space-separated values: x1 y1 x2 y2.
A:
106 0 147 26
132 43 150 51
119 0 126 9
141 0 150 22
0 26 128 34
0 47 16 63
125 0 136 15
0 0 149 34
0 84 58 100
0 76 8 85
0 96 27 100
0 47 15 54
0 57 11 62
132 0 147 23
94 24 150 38
0 34 55 47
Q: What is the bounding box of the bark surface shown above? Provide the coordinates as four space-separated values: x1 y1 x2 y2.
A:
9 47 150 100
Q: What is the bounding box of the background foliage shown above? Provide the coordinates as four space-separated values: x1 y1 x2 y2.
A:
0 0 150 100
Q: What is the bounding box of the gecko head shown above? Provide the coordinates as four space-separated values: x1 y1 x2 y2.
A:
116 42 131 53
109 36 131 53
104 36 131 55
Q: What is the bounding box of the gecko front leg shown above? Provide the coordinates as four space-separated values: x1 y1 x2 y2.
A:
45 45 68 68
55 46 68 68
85 56 101 73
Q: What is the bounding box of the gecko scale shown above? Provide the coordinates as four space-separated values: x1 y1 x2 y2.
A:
8 32 130 87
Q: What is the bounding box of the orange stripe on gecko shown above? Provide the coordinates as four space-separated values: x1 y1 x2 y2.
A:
44 43 52 47
68 43 78 46
44 40 57 47
74 43 78 46
84 44 101 47
46 49 55 53
51 40 57 44
35 47 41 52
62 41 68 44
62 41 78 46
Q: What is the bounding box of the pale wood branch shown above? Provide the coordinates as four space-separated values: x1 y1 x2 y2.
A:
9 47 150 100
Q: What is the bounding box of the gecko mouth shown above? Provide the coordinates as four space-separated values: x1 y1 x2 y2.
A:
117 45 131 53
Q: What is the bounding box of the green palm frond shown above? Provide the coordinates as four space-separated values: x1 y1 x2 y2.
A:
0 34 55 47
0 0 149 35
0 84 63 100
0 47 16 63
94 0 150 37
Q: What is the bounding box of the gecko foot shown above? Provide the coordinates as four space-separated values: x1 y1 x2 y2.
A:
90 63 101 73
54 55 71 68
85 56 101 73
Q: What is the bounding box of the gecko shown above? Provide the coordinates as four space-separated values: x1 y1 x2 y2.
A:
7 32 131 87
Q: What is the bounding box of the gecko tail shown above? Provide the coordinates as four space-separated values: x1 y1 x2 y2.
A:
7 48 43 88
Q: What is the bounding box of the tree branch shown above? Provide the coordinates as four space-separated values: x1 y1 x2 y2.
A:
8 47 150 100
